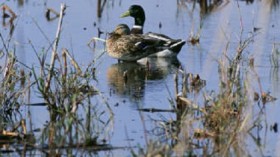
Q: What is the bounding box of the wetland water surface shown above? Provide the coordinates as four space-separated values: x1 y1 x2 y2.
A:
1 0 280 156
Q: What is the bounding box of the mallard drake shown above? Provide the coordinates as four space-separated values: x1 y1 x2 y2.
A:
120 5 186 57
106 24 171 62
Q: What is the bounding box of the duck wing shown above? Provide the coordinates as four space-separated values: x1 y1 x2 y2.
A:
145 32 186 53
107 34 167 61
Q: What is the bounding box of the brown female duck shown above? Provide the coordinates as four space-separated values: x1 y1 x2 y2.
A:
106 24 170 61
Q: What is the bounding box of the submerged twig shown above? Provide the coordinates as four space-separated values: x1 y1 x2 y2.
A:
137 108 175 113
1 4 17 18
45 8 61 21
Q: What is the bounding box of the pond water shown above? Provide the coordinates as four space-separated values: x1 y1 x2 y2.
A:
1 0 280 156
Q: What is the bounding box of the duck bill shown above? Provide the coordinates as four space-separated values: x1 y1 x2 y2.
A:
120 11 130 18
108 32 114 36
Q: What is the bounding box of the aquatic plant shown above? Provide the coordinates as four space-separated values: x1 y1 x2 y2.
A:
0 3 115 156
134 22 277 156
31 4 103 115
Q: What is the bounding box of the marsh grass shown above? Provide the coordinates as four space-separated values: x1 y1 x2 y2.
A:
0 50 35 155
38 104 112 156
32 48 98 114
0 4 36 154
0 52 30 116
133 30 273 156
0 3 115 156
29 5 114 154
31 46 114 154
30 4 102 116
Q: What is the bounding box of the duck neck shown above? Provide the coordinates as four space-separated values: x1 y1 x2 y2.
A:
135 16 145 26
131 25 143 34
134 14 145 32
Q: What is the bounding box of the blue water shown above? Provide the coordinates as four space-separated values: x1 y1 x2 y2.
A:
1 0 280 156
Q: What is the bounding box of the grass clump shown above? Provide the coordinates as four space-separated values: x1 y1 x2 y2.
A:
0 52 30 115
30 4 101 117
33 48 97 115
134 31 268 156
177 35 256 156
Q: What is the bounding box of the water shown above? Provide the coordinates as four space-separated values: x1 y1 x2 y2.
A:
1 0 280 156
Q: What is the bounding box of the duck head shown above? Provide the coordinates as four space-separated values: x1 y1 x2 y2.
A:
114 24 130 35
120 5 145 28
109 24 130 36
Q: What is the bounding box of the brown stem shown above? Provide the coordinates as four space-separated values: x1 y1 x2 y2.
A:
45 3 66 93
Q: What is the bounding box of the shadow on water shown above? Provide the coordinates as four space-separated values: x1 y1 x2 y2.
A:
107 62 146 101
107 57 181 102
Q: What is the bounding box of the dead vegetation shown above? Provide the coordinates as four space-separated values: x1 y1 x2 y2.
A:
0 3 115 156
135 29 277 156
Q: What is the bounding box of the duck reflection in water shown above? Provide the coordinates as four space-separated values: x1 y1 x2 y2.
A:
107 57 181 102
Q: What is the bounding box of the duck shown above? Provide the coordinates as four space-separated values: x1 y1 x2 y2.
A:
106 24 172 62
120 5 186 57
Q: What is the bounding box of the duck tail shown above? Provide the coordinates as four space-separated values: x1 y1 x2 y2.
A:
169 40 186 53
